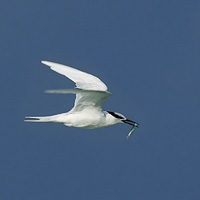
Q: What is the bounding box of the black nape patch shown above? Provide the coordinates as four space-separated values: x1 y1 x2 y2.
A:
107 111 125 119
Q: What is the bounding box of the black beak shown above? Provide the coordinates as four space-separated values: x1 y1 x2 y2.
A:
122 119 139 127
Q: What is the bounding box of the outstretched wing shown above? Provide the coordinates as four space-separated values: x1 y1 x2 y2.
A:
45 89 111 112
42 61 108 91
42 61 111 111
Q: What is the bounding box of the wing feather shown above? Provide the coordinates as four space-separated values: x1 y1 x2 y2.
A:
45 89 111 112
42 61 108 91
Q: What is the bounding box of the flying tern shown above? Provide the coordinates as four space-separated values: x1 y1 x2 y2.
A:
25 61 139 138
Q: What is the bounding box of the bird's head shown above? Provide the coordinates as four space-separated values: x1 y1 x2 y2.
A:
106 111 139 127
106 111 139 138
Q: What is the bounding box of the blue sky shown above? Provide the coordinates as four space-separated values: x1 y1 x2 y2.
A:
1 0 200 199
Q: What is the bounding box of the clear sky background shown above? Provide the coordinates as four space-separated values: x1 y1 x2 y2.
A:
1 0 200 199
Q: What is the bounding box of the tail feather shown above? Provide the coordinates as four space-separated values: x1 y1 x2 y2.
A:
24 116 55 122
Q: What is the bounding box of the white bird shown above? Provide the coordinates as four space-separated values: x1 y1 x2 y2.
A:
25 61 139 138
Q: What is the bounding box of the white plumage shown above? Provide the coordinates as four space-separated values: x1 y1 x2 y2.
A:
25 61 139 138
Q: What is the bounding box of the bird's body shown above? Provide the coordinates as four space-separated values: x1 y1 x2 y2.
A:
25 61 139 138
27 110 120 129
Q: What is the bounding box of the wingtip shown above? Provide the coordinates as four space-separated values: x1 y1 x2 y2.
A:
41 60 49 66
